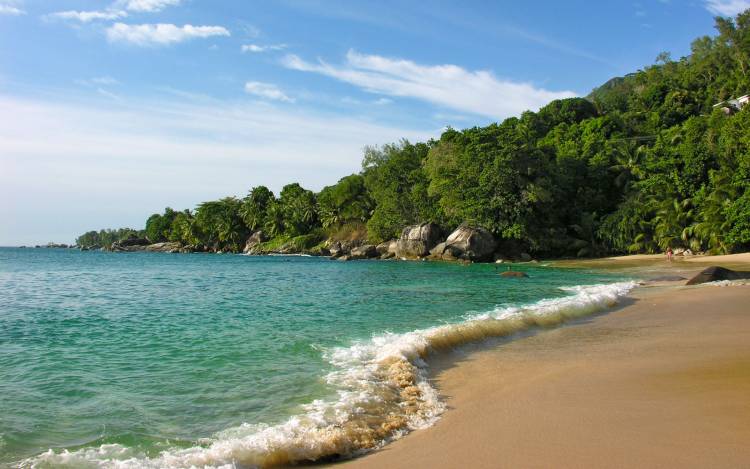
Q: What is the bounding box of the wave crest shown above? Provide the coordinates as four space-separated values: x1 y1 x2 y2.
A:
24 281 635 469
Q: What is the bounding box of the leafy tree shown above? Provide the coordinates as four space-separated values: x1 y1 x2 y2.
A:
194 197 248 252
317 175 373 229
240 186 275 232
278 183 319 236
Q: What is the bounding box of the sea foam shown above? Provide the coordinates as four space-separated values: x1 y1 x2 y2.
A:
23 281 635 469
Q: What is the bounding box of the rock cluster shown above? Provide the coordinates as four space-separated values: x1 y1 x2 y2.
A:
110 238 151 252
145 242 182 253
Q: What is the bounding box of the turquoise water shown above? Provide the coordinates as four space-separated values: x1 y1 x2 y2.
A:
0 248 631 467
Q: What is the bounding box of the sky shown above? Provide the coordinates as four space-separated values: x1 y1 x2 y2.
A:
1 0 748 245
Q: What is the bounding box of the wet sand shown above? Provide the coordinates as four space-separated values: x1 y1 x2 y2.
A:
335 276 750 468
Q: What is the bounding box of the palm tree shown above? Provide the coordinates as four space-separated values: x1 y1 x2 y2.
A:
690 172 735 253
653 197 695 250
610 141 647 191
264 203 285 238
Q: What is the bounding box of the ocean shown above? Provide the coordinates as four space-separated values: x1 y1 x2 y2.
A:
0 247 633 468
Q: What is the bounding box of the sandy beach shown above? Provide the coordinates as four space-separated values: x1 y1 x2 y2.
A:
335 259 750 469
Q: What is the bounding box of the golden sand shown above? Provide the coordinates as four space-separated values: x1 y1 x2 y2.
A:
333 256 750 469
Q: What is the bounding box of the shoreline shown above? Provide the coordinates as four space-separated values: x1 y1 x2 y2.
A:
332 262 750 468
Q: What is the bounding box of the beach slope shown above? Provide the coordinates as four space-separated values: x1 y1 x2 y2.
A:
336 283 750 469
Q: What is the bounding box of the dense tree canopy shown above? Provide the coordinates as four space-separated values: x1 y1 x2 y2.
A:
77 11 750 256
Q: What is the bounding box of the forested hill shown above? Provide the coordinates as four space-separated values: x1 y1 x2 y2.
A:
78 11 750 257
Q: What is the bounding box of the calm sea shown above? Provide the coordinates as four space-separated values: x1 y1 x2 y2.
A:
0 247 633 468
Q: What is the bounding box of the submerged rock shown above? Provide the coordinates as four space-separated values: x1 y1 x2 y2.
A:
500 271 529 278
685 266 750 285
395 223 442 259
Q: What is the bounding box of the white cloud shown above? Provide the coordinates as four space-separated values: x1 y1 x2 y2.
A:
282 50 576 119
0 93 432 244
49 9 127 22
122 0 180 12
106 23 230 46
0 1 24 15
705 0 750 16
49 0 181 22
244 81 294 102
241 43 287 53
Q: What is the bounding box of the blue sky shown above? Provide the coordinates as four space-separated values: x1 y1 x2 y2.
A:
1 0 748 244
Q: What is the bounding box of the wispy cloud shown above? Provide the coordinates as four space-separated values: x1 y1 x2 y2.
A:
76 76 120 87
0 0 24 15
241 43 287 53
282 50 576 119
49 9 127 22
106 23 230 46
705 0 750 16
120 0 180 13
244 81 294 102
0 93 432 244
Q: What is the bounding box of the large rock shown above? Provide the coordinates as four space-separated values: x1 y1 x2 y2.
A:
686 266 750 285
439 225 497 261
376 240 397 256
350 244 378 260
328 241 344 258
243 231 268 254
395 223 442 259
111 238 150 252
145 242 182 253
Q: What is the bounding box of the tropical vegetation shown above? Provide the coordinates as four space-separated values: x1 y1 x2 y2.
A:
78 11 750 257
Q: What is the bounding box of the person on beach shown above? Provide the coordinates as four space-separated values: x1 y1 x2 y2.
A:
666 247 673 262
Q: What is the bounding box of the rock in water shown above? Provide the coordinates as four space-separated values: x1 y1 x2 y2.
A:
395 223 442 259
350 244 378 260
111 238 150 252
375 240 397 256
647 275 687 282
500 271 528 278
243 231 268 254
145 242 182 253
686 266 750 285
441 225 497 261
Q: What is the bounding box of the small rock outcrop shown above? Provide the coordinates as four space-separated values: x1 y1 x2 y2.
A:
111 238 150 252
145 242 182 253
431 225 497 262
328 240 363 258
243 231 268 254
685 266 750 285
350 244 378 260
395 223 442 259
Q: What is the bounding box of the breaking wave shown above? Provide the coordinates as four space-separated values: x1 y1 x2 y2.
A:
23 281 635 469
